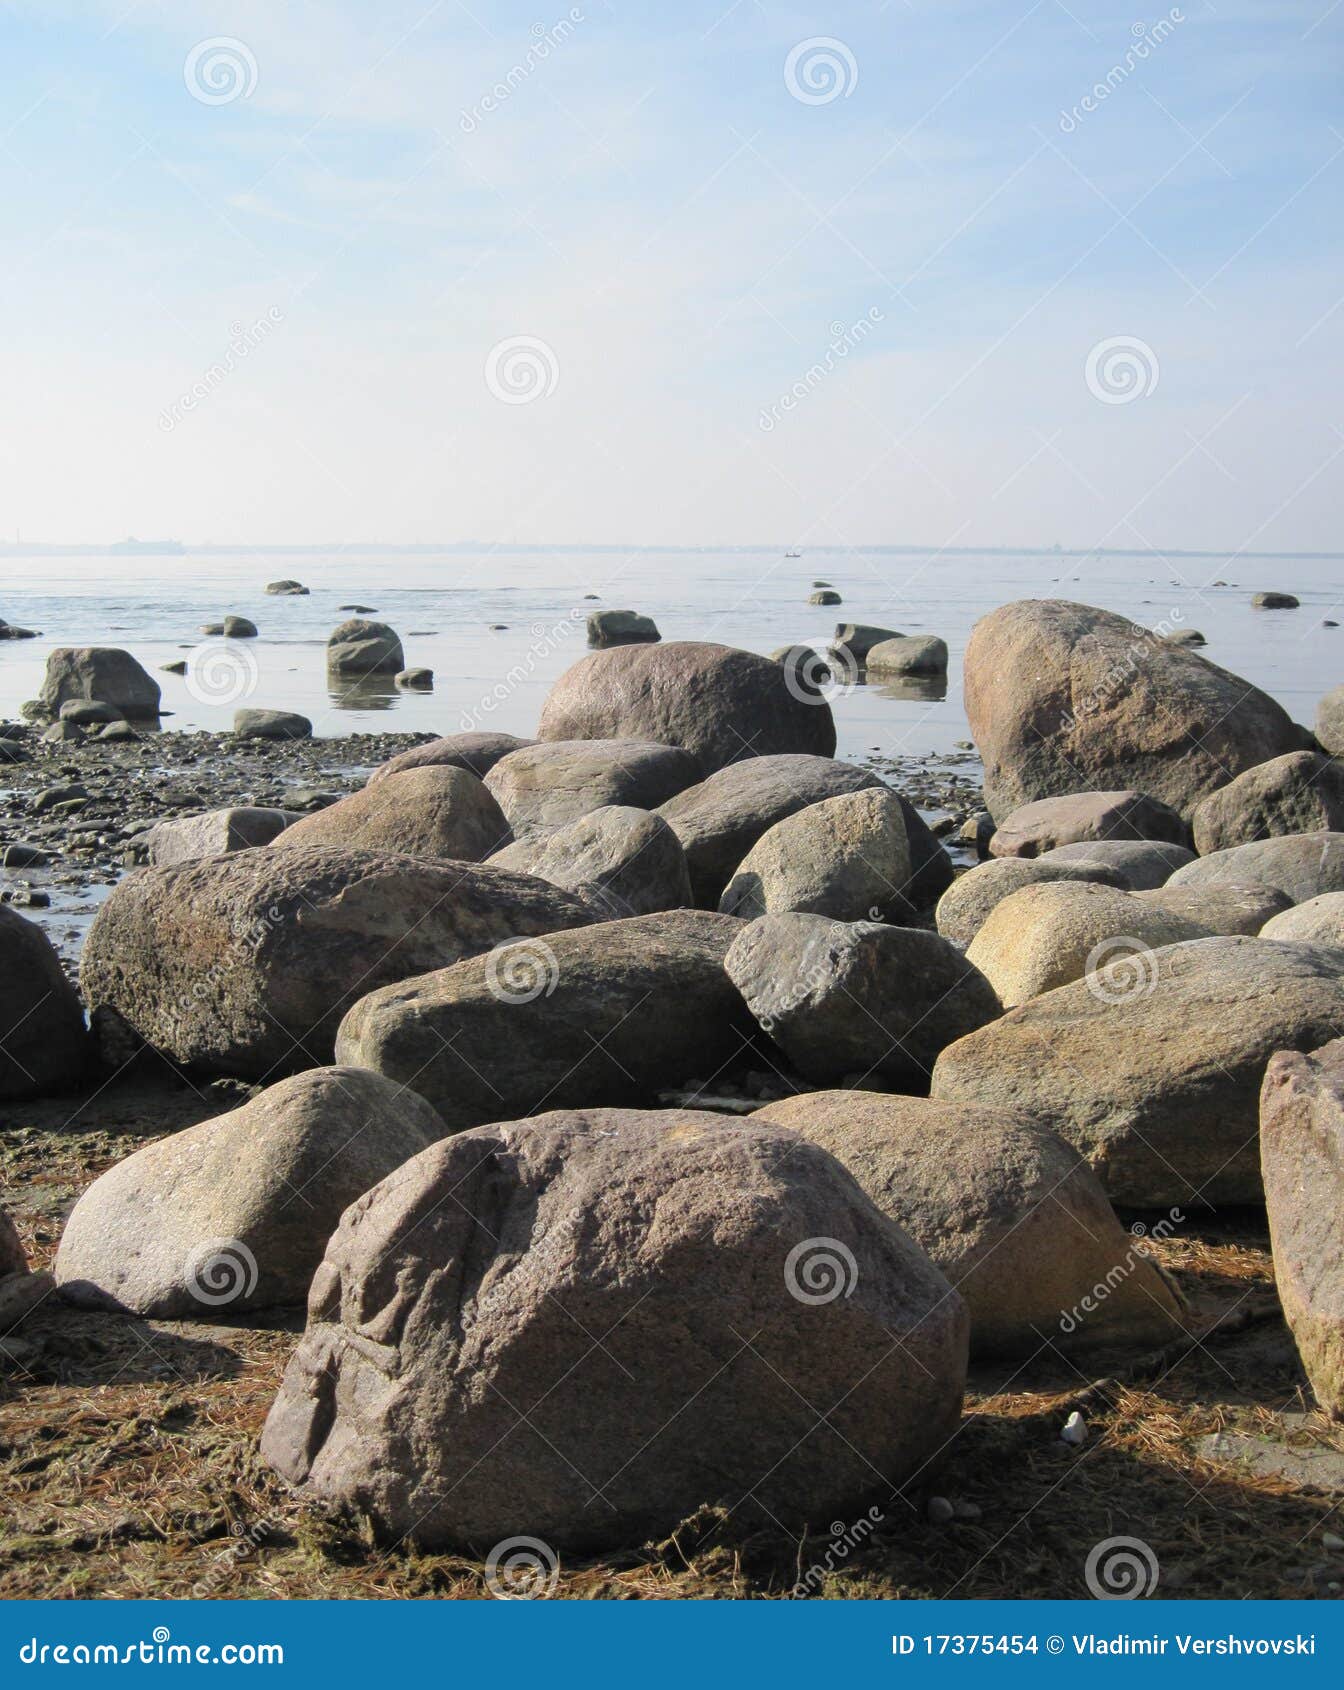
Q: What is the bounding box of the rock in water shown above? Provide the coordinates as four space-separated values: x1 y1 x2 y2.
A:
265 580 308 595
1253 591 1299 609
144 806 296 867
260 1109 968 1550
489 806 691 916
484 738 701 838
726 913 1000 1087
275 766 511 862
1167 831 1344 905
865 635 949 676
935 857 1128 946
55 1068 446 1318
38 647 161 721
326 618 404 675
964 600 1307 820
753 1092 1184 1357
1190 753 1344 855
932 936 1344 1206
586 609 660 646
656 754 881 906
233 709 312 741
809 589 842 605
79 845 595 1078
367 731 534 785
537 641 837 774
719 787 915 922
831 624 902 663
222 615 257 638
1261 1040 1344 1416
0 905 87 1099
336 911 748 1130
988 791 1189 859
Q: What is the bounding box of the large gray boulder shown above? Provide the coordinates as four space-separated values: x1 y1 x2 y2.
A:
935 857 1128 946
1167 831 1344 905
720 787 915 923
655 754 881 907
989 790 1189 859
55 1069 446 1318
537 641 837 774
587 609 660 646
1316 685 1344 758
0 905 87 1099
1135 881 1291 936
865 635 949 676
80 846 594 1079
145 806 295 867
1190 752 1344 855
336 911 748 1131
831 623 901 663
260 1110 968 1550
484 738 700 838
964 600 1307 820
367 731 533 785
753 1092 1184 1357
1040 839 1195 889
965 880 1212 1007
1261 1040 1344 1416
726 913 1001 1088
326 619 404 675
489 806 690 917
1261 893 1344 947
932 937 1344 1206
275 766 511 863
38 647 161 720
233 708 312 741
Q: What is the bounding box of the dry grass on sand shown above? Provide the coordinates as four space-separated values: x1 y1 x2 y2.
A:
2 1069 1342 1602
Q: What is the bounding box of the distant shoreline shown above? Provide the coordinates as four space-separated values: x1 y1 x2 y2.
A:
3 542 1342 560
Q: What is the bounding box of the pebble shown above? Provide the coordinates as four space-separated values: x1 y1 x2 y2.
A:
926 1496 955 1525
1323 1532 1344 1551
1060 1410 1087 1446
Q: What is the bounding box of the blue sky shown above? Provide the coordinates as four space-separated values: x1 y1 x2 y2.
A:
1 0 1340 550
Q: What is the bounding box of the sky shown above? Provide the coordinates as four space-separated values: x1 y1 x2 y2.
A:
0 0 1340 553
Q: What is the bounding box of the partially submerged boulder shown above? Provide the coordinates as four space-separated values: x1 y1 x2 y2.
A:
726 913 1000 1087
831 624 901 663
80 845 594 1078
1167 832 1344 905
587 609 660 646
538 641 837 774
276 766 511 863
865 635 949 675
484 738 700 838
336 911 748 1131
489 806 690 917
260 1110 968 1549
144 806 295 867
55 1069 446 1318
989 791 1189 859
326 619 404 676
753 1092 1184 1357
964 600 1307 819
932 937 1344 1206
1261 1040 1344 1415
38 647 161 721
0 905 87 1099
1190 753 1344 855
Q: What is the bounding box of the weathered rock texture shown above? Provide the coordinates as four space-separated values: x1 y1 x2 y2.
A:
484 739 700 838
489 806 690 917
276 766 511 863
0 904 87 1099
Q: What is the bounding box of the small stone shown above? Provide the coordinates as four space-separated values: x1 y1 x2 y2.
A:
927 1495 955 1525
1060 1410 1087 1446
1322 1532 1344 1551
953 1500 982 1521
2 843 50 868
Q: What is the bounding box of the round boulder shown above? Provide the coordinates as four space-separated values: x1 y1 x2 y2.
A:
865 635 949 676
1315 685 1344 758
484 738 701 839
38 647 161 721
1190 752 1344 855
935 857 1128 947
0 905 87 1099
988 790 1189 859
276 765 511 863
1166 831 1344 905
326 619 404 676
1134 881 1291 936
367 731 534 785
489 806 690 917
1261 892 1344 947
260 1109 968 1550
1040 839 1194 889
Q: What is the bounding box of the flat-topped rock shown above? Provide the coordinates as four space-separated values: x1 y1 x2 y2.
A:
1190 752 1344 855
989 791 1189 859
276 765 511 863
484 738 701 838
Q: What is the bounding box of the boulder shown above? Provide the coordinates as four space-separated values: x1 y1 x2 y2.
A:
276 766 511 863
0 905 87 1099
655 754 881 907
0 1208 24 1279
1163 629 1206 647
1040 839 1195 889
223 616 257 638
726 914 1000 1088
988 790 1189 859
753 1092 1184 1357
59 699 121 725
1135 881 1291 936
79 845 594 1079
537 641 837 774
935 857 1128 946
1261 893 1344 947
865 635 949 676
0 1206 52 1336
55 1068 446 1319
1167 832 1344 905
396 668 433 689
484 738 700 839
965 880 1212 1007
336 911 748 1131
1261 1040 1344 1415
832 624 902 663
260 1109 968 1550
964 600 1307 819
1253 591 1299 609
587 609 660 646
719 787 915 923
932 937 1344 1206
1316 685 1344 758
489 806 690 917
809 589 842 605
0 620 37 640
233 708 312 741
38 647 161 721
265 580 308 595
367 731 533 785
144 807 295 867
1190 752 1344 855
326 619 404 675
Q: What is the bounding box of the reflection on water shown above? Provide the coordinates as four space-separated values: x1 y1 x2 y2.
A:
866 675 948 704
326 673 403 712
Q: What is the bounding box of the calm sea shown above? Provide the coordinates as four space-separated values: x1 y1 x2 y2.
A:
1 549 1339 761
